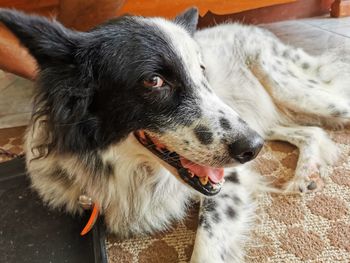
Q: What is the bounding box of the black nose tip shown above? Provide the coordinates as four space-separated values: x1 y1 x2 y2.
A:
228 134 264 164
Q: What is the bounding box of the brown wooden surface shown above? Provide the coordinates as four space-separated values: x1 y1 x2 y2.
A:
199 0 334 27
0 0 334 80
0 0 58 11
116 0 295 18
58 0 124 31
331 0 350 17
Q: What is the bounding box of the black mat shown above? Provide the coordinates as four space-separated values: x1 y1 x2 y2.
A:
0 158 107 263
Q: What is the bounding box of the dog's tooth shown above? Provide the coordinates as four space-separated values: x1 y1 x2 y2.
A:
199 176 209 185
188 170 195 178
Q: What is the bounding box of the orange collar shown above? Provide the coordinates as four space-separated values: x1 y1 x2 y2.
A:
80 202 99 236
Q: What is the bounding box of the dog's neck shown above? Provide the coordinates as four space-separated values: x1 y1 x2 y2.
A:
97 134 194 236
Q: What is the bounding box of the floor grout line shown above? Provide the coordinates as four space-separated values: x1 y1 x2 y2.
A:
300 21 350 39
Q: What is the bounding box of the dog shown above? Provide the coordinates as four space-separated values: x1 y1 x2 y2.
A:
1 7 349 262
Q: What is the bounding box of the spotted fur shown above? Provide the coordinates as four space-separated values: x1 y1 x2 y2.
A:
1 6 350 263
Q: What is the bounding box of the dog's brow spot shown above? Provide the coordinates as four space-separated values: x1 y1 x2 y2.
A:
194 125 214 145
219 118 231 131
225 171 240 184
218 110 224 115
225 206 236 219
302 62 310 70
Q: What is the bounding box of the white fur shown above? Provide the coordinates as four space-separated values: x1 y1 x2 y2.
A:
195 23 350 193
25 19 350 263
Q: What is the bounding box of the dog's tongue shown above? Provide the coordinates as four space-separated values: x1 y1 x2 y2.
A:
180 157 224 183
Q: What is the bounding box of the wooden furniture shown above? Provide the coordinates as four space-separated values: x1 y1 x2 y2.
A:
331 0 350 17
0 0 340 80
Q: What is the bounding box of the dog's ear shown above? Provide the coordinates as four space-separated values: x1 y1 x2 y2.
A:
0 9 80 68
174 7 198 35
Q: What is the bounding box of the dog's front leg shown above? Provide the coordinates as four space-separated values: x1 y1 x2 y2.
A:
190 170 255 263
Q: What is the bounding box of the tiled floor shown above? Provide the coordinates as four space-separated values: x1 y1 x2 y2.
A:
0 71 34 129
0 15 349 129
263 15 350 55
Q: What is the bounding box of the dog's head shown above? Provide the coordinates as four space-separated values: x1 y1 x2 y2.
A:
0 8 263 195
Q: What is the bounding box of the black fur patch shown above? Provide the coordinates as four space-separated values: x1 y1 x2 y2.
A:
308 79 318 84
199 214 212 233
194 125 214 145
282 50 290 58
225 206 236 219
219 118 231 131
302 63 310 70
212 212 221 223
220 193 230 199
203 198 216 212
225 171 239 184
105 161 115 176
50 167 73 188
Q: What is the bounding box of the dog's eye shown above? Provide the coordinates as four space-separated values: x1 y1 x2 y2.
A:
200 65 206 71
143 76 165 88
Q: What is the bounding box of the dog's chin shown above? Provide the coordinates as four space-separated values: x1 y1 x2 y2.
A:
134 130 225 196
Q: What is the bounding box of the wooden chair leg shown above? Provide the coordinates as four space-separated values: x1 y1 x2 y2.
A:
331 0 350 17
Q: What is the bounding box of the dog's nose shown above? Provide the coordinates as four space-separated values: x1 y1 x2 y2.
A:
228 133 264 164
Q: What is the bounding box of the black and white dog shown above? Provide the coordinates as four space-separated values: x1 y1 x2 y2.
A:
1 7 349 262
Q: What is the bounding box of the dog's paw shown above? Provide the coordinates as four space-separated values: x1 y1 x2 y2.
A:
284 174 325 194
283 162 325 194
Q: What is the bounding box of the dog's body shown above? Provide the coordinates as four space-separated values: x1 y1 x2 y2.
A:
1 7 350 262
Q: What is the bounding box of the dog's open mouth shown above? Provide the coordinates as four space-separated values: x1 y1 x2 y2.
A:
134 130 224 196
